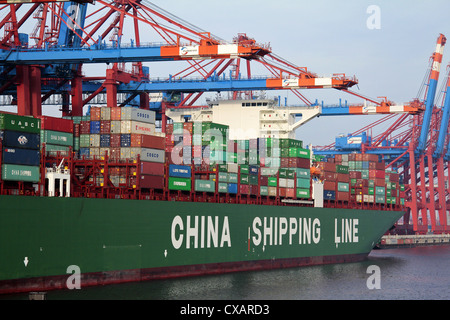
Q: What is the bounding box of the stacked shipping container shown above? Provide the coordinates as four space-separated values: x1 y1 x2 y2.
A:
317 154 405 205
0 113 41 182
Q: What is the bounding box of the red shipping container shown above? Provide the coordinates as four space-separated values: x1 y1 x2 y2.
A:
140 175 165 189
240 184 249 195
249 185 259 195
90 107 101 121
349 171 361 179
166 124 174 134
140 162 165 176
389 173 399 182
110 107 121 120
100 121 110 134
286 188 295 198
131 134 165 149
110 148 120 160
278 188 286 198
259 176 268 186
110 134 121 147
192 145 202 158
337 191 349 201
375 178 385 186
375 170 385 179
324 181 336 190
80 121 90 134
183 134 192 146
74 124 80 137
280 157 289 167
38 116 73 133
337 173 349 182
324 172 337 181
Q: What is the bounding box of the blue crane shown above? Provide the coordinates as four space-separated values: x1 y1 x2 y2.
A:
416 34 446 154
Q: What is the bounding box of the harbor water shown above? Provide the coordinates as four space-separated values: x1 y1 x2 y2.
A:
1 245 449 301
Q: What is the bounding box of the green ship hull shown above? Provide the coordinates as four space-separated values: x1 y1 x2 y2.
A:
0 195 403 293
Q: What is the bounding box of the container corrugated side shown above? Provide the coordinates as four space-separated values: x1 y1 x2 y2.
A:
121 108 156 124
0 130 40 149
2 147 40 166
169 164 191 178
2 164 40 182
194 179 215 192
40 130 73 147
0 113 40 134
168 177 191 191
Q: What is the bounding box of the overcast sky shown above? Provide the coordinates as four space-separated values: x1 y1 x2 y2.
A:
146 0 450 146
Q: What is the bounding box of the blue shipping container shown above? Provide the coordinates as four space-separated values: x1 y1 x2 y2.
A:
2 147 40 166
227 183 238 194
169 164 191 178
90 121 100 134
100 134 110 147
79 147 90 158
0 130 40 150
121 134 131 147
323 189 336 200
249 165 259 175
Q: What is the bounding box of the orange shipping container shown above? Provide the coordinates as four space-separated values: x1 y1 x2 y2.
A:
90 107 101 121
110 107 122 120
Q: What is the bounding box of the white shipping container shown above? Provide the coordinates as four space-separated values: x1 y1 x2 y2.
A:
140 148 165 163
99 148 109 158
110 121 121 134
120 147 131 160
287 178 295 188
90 147 100 159
227 163 238 173
90 134 100 147
279 178 287 188
121 121 155 135
101 107 111 120
121 108 156 124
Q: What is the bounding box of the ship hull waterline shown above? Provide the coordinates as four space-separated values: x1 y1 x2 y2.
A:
0 195 403 294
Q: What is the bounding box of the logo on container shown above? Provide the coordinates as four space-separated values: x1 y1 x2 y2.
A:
18 135 28 145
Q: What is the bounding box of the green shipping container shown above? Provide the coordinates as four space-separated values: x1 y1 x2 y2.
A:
249 175 258 186
240 165 249 174
168 177 191 191
296 178 310 189
296 188 310 199
240 174 249 185
336 165 349 174
375 186 385 195
260 186 268 196
218 172 228 182
227 173 238 184
294 168 310 178
337 182 349 192
218 182 228 193
80 134 90 148
268 177 278 187
2 164 40 182
194 180 215 192
40 130 73 147
0 113 40 134
297 148 310 159
375 195 385 203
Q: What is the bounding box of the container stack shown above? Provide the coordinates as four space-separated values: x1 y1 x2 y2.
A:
168 164 192 191
0 113 41 183
318 154 406 205
39 116 73 157
217 163 238 194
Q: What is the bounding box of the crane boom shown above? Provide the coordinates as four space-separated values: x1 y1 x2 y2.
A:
434 66 450 158
416 33 446 154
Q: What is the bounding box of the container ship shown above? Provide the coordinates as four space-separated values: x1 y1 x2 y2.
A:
0 106 405 294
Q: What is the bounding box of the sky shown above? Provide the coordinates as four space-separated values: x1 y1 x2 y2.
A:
6 0 450 147
143 0 450 146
